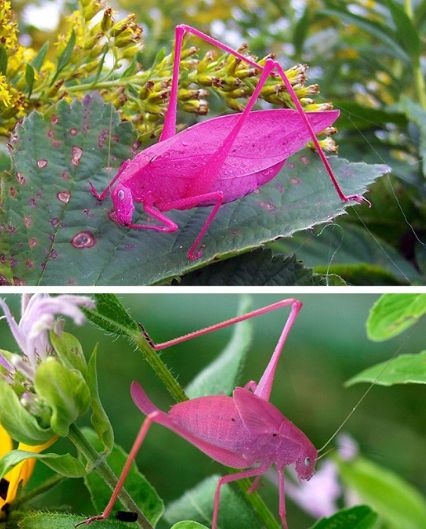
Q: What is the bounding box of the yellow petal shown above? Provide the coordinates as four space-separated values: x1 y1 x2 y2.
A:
0 425 13 458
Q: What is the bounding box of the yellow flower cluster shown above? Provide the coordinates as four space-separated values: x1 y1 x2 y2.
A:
0 0 337 151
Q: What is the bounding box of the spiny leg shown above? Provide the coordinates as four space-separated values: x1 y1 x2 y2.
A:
142 298 302 402
127 200 178 233
212 466 268 529
277 468 288 529
75 413 159 527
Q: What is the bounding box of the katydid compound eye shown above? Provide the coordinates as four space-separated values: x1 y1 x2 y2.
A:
304 457 311 466
118 190 124 200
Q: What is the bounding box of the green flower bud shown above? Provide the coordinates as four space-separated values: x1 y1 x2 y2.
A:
34 358 90 437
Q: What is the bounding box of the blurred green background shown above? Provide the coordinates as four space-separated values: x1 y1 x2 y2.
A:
0 293 424 526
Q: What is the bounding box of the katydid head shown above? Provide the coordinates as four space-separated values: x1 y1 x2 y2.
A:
111 184 134 225
295 441 317 481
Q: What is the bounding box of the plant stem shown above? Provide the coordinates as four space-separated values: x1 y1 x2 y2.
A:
403 0 426 109
68 424 153 529
238 479 282 529
132 332 188 402
15 475 64 508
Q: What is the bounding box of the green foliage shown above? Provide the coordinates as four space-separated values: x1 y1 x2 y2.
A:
170 523 209 529
0 450 85 479
347 351 426 386
0 379 53 445
309 505 378 529
34 359 91 437
367 294 426 341
83 429 164 526
337 456 426 529
14 512 135 529
49 331 88 374
186 295 253 397
165 474 259 529
0 96 387 285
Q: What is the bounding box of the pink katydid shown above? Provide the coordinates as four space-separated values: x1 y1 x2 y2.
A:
77 298 333 529
90 25 368 261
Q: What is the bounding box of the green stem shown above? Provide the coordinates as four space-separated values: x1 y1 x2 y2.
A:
132 332 188 402
237 479 282 529
68 424 153 529
403 0 426 109
14 475 64 508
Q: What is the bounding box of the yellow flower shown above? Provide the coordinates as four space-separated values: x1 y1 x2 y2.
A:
0 425 57 520
0 75 12 108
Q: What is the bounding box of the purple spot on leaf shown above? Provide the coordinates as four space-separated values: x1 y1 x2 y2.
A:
51 115 59 125
71 231 95 249
0 275 10 286
0 254 6 264
24 216 32 228
13 277 25 286
57 191 71 204
82 208 94 217
275 182 285 193
25 259 34 269
62 171 70 181
49 249 58 259
71 146 83 166
29 238 38 248
258 201 276 212
287 162 295 169
50 217 60 227
290 178 301 185
9 186 16 197
7 225 16 234
16 172 26 185
300 156 309 165
98 128 109 149
70 128 78 136
47 129 54 138
37 159 48 169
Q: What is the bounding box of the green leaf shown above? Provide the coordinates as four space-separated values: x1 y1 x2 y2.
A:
320 6 411 62
293 7 310 55
186 295 253 398
273 223 420 286
337 456 426 529
85 294 139 336
165 475 259 529
309 505 378 529
82 428 164 526
367 294 426 341
0 95 389 285
171 523 209 529
49 331 87 374
385 0 420 59
31 42 49 72
346 351 426 386
0 379 53 445
0 450 85 478
87 346 114 453
51 30 76 85
179 250 327 285
0 44 7 75
34 359 91 436
17 512 137 529
25 64 35 98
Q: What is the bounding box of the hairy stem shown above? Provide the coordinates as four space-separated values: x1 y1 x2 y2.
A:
68 424 153 529
132 332 188 402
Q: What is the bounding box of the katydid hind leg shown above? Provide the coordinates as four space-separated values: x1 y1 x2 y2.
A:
127 201 178 232
271 61 368 205
90 160 130 201
212 466 268 529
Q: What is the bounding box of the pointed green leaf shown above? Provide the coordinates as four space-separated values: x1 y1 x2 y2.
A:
0 95 389 285
85 294 139 336
34 359 90 436
83 428 164 526
0 379 53 445
51 30 76 85
49 331 87 374
346 351 426 386
87 346 114 453
31 41 49 72
337 456 426 529
171 523 209 529
0 450 85 478
25 64 35 98
385 0 420 59
309 505 378 529
367 294 426 341
186 295 253 398
0 44 7 75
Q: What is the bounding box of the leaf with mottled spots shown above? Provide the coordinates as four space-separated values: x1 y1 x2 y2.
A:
0 94 389 285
